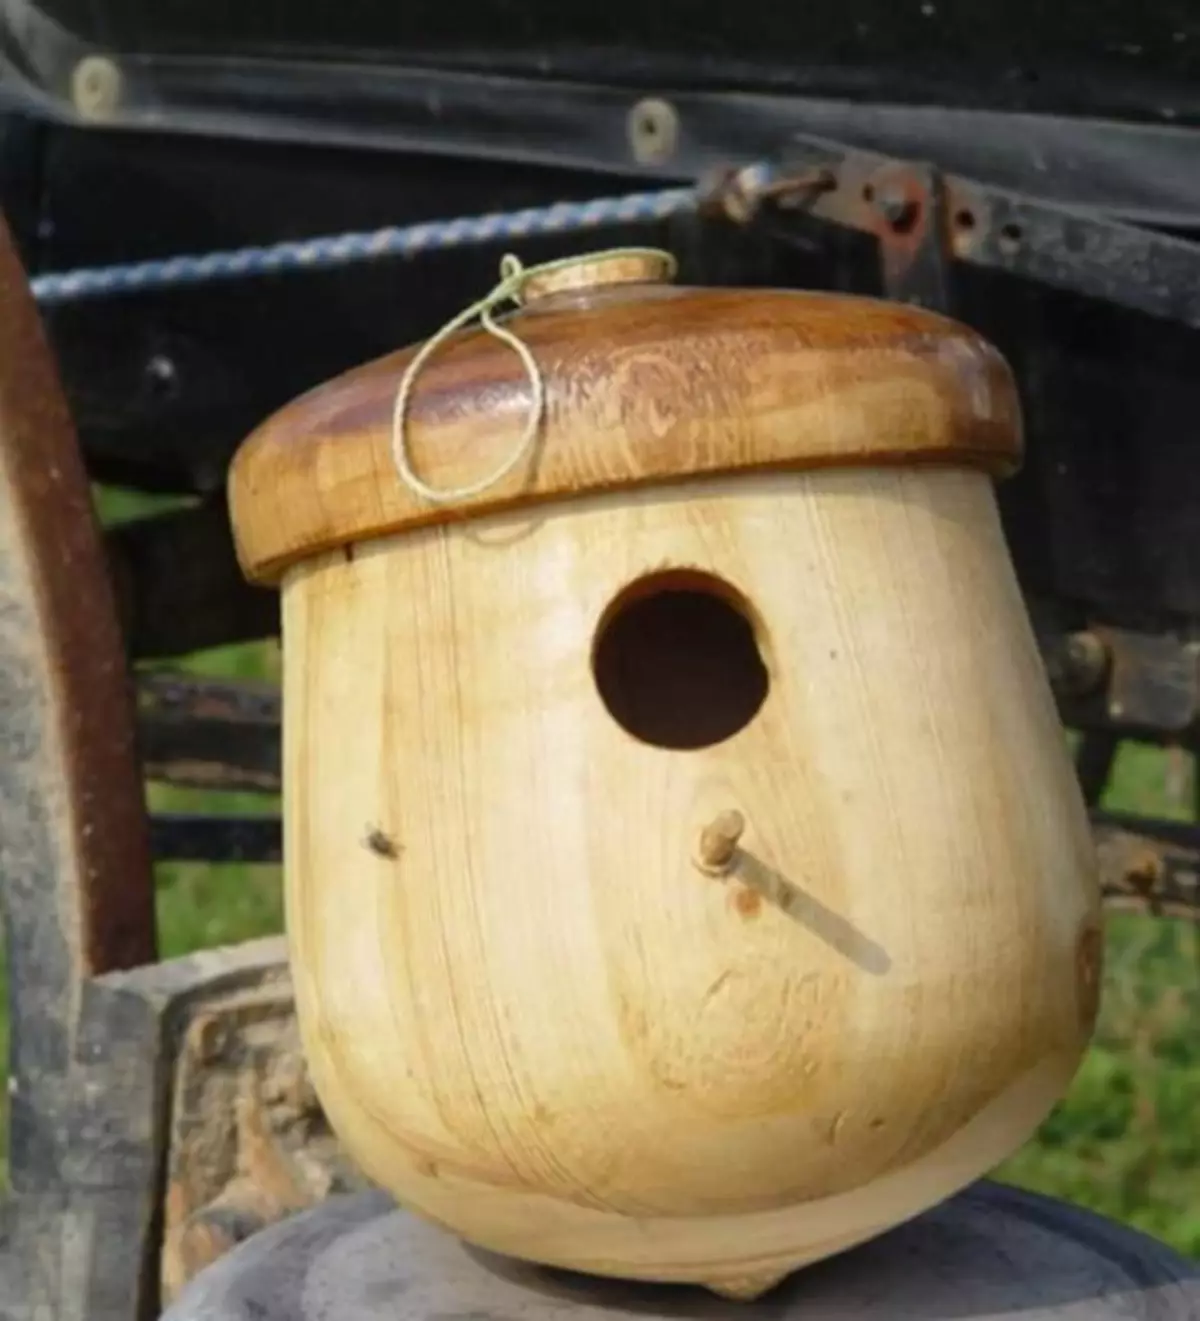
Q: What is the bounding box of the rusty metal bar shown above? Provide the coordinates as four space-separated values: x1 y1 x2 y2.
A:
0 214 158 985
0 210 161 1321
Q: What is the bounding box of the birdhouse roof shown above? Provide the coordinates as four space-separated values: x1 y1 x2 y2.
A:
228 250 1021 584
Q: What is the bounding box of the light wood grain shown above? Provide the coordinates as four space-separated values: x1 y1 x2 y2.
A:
163 1183 1200 1320
277 467 1098 1296
230 281 1021 584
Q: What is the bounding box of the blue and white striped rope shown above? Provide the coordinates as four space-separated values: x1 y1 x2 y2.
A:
29 170 771 307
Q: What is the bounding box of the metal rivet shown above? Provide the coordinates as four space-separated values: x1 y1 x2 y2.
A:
627 98 680 166
71 55 123 121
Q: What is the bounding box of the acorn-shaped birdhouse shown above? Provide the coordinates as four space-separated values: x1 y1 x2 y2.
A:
228 249 1100 1300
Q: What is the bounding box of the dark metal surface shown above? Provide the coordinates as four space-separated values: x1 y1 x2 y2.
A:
1074 732 1120 808
8 0 1200 145
1101 628 1200 734
1046 623 1200 750
14 72 1200 226
15 0 1200 89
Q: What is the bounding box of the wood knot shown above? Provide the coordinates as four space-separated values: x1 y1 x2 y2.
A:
694 810 745 876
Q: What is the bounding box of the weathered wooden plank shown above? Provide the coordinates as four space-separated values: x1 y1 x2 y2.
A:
1094 814 1200 922
137 673 281 793
15 939 294 1321
157 958 368 1306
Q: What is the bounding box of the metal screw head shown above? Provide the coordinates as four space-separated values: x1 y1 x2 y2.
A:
1045 629 1108 698
71 55 123 121
144 353 179 401
627 97 680 166
1064 631 1108 686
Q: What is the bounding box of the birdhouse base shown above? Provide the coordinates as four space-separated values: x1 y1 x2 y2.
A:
161 1181 1198 1320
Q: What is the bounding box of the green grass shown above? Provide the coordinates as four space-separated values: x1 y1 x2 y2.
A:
1 488 1197 1260
996 743 1200 1256
101 484 285 956
148 639 284 958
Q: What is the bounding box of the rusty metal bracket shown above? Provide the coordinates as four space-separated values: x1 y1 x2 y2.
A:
863 161 954 312
1099 628 1200 735
702 152 957 310
768 133 1200 330
1043 623 1200 752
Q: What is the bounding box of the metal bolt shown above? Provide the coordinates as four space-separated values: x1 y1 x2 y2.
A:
1064 630 1109 693
71 55 123 121
627 98 680 167
1046 629 1109 698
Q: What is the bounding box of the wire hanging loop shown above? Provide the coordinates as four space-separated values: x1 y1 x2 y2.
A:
390 247 678 505
390 252 543 505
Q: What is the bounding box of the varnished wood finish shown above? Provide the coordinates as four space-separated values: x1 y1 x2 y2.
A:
278 468 1097 1295
230 277 1021 583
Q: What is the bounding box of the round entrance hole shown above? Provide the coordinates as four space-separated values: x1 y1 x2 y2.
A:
591 569 769 750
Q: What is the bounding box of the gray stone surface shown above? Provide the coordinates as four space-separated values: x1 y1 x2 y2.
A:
161 1180 1200 1320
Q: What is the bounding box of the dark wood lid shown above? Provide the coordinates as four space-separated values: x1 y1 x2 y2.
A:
229 249 1021 584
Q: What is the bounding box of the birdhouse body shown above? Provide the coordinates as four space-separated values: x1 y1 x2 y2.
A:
233 254 1099 1299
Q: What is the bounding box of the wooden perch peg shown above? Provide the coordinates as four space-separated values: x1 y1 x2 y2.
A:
695 809 746 875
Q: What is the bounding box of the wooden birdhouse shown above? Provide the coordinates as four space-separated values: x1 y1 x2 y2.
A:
227 248 1100 1301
